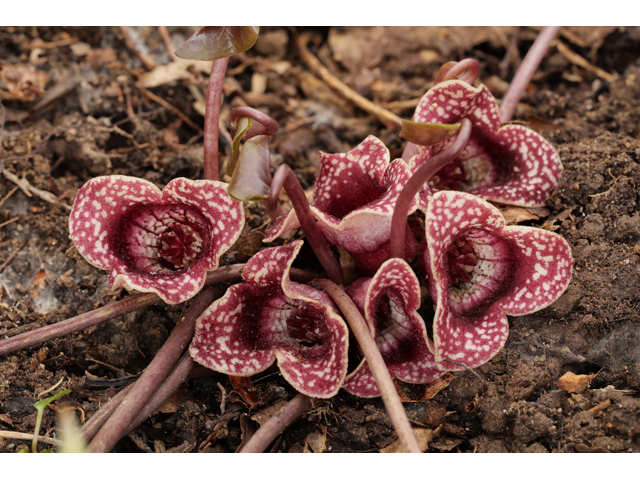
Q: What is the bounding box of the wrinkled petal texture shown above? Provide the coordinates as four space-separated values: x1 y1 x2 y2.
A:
410 80 562 208
264 136 417 273
69 176 244 304
425 191 573 370
190 241 349 398
343 259 442 398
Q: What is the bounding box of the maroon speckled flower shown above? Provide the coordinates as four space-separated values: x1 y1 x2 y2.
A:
422 191 573 370
69 176 244 304
189 241 349 398
409 80 562 209
265 135 418 275
343 258 443 398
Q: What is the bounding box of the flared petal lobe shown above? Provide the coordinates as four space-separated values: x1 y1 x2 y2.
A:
190 241 349 398
265 136 418 275
409 80 562 208
423 191 573 370
69 176 244 304
343 259 442 398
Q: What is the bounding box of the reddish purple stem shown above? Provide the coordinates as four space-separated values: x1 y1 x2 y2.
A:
500 26 562 123
315 278 420 453
87 285 223 452
0 264 246 358
269 164 344 286
204 57 230 181
436 58 480 84
81 353 200 444
389 118 472 260
230 106 279 139
240 393 314 453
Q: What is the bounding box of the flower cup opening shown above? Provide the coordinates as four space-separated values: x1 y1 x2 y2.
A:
373 288 422 363
446 228 519 318
110 202 212 276
430 134 514 193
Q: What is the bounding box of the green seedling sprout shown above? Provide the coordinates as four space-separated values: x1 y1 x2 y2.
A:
18 389 71 453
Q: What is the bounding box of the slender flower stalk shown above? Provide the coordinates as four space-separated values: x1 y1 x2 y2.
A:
88 286 223 452
389 118 472 260
315 278 420 453
229 106 279 140
269 164 344 285
500 26 562 123
204 58 230 181
435 58 480 84
240 393 314 453
0 264 246 358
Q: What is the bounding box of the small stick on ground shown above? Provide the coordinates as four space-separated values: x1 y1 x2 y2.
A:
296 32 402 129
138 86 204 134
0 431 64 447
157 26 178 62
315 278 420 453
117 26 156 70
0 239 27 274
556 40 617 83
240 393 314 453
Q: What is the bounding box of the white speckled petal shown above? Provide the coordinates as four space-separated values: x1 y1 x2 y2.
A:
69 175 245 304
191 242 349 398
410 80 562 208
343 259 442 398
424 191 573 371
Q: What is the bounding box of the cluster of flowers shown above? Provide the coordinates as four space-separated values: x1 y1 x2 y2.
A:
70 79 573 399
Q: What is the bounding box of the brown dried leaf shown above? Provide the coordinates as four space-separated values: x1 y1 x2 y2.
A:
136 59 212 88
251 400 288 426
494 204 550 225
395 372 454 402
380 428 437 453
557 371 597 394
0 64 48 102
304 430 327 453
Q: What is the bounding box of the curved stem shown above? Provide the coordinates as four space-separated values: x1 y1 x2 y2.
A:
436 58 480 85
315 278 419 453
230 106 279 139
240 393 314 453
88 286 222 452
204 57 230 181
0 264 246 358
270 164 344 286
389 118 472 260
500 26 562 123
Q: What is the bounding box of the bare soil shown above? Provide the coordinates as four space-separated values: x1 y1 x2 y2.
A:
0 26 639 453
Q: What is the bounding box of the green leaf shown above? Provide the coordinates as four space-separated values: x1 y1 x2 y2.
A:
227 135 272 202
227 116 252 177
175 26 259 61
31 389 70 453
33 389 71 412
399 120 461 146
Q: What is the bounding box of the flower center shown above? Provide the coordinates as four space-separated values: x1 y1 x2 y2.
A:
112 203 211 275
373 290 418 361
262 295 327 349
445 235 479 286
431 134 508 192
446 228 518 318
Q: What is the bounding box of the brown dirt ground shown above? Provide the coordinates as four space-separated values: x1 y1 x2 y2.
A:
0 26 639 453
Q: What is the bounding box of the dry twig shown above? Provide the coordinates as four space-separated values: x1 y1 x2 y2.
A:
296 33 403 128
